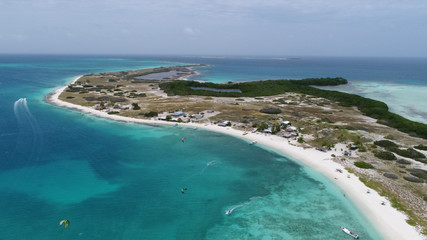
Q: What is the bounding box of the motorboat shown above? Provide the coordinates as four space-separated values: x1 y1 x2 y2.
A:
341 227 359 239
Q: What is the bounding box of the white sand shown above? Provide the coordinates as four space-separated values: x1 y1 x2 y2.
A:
47 77 423 240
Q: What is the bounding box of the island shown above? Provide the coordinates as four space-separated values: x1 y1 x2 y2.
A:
48 65 427 239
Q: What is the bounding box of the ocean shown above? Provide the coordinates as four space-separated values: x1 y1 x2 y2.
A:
1 54 425 239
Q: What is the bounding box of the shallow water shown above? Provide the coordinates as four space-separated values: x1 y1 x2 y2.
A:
318 81 427 124
2 55 424 239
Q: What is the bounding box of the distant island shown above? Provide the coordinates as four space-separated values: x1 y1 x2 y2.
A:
48 65 427 238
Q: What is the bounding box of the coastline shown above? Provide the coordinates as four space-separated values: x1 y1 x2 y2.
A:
47 76 423 240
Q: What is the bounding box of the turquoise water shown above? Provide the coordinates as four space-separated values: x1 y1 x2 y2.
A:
3 55 425 239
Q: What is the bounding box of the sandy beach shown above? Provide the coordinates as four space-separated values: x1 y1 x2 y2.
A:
47 76 424 240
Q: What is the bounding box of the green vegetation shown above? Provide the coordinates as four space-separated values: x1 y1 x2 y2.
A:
297 137 304 143
354 161 374 169
396 159 411 165
271 124 281 134
259 108 282 114
374 140 398 148
384 134 395 140
408 169 427 180
387 147 425 159
374 140 426 160
414 144 427 151
142 111 158 117
131 103 140 110
257 122 269 132
159 78 427 139
403 176 424 183
374 151 397 160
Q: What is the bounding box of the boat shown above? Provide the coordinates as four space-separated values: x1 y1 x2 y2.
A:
341 227 359 239
225 204 244 215
249 141 257 145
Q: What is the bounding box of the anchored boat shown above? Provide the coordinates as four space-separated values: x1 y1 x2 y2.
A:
341 227 359 239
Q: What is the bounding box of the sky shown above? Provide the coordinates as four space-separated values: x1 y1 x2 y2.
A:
1 0 427 57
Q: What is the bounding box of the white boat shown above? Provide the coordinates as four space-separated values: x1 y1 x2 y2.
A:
341 227 359 239
225 204 244 215
249 141 257 145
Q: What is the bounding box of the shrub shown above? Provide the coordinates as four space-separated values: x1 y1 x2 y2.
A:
177 118 183 123
257 122 268 131
354 161 374 169
383 173 398 179
374 151 397 160
396 159 411 165
297 137 304 143
408 169 427 180
403 176 424 183
107 111 119 115
260 108 282 114
388 147 425 159
374 140 398 148
165 115 172 121
143 111 158 117
384 134 395 140
271 124 281 134
131 103 140 110
357 143 367 152
414 144 427 151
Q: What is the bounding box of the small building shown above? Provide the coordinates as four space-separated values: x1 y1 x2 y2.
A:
120 105 130 110
281 121 291 126
316 146 329 152
350 144 358 150
263 127 272 134
191 114 203 119
286 126 298 132
283 133 292 138
218 121 229 127
171 110 184 117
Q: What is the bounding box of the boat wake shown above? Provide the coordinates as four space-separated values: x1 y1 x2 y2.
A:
182 160 219 182
13 98 43 162
225 196 263 216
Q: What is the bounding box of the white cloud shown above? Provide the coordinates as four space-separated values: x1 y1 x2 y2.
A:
183 27 198 36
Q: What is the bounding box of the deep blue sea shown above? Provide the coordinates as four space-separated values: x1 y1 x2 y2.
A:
1 54 426 239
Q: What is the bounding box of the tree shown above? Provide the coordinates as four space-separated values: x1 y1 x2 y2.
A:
132 103 140 110
165 115 172 121
257 122 268 131
272 124 281 134
177 118 183 123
